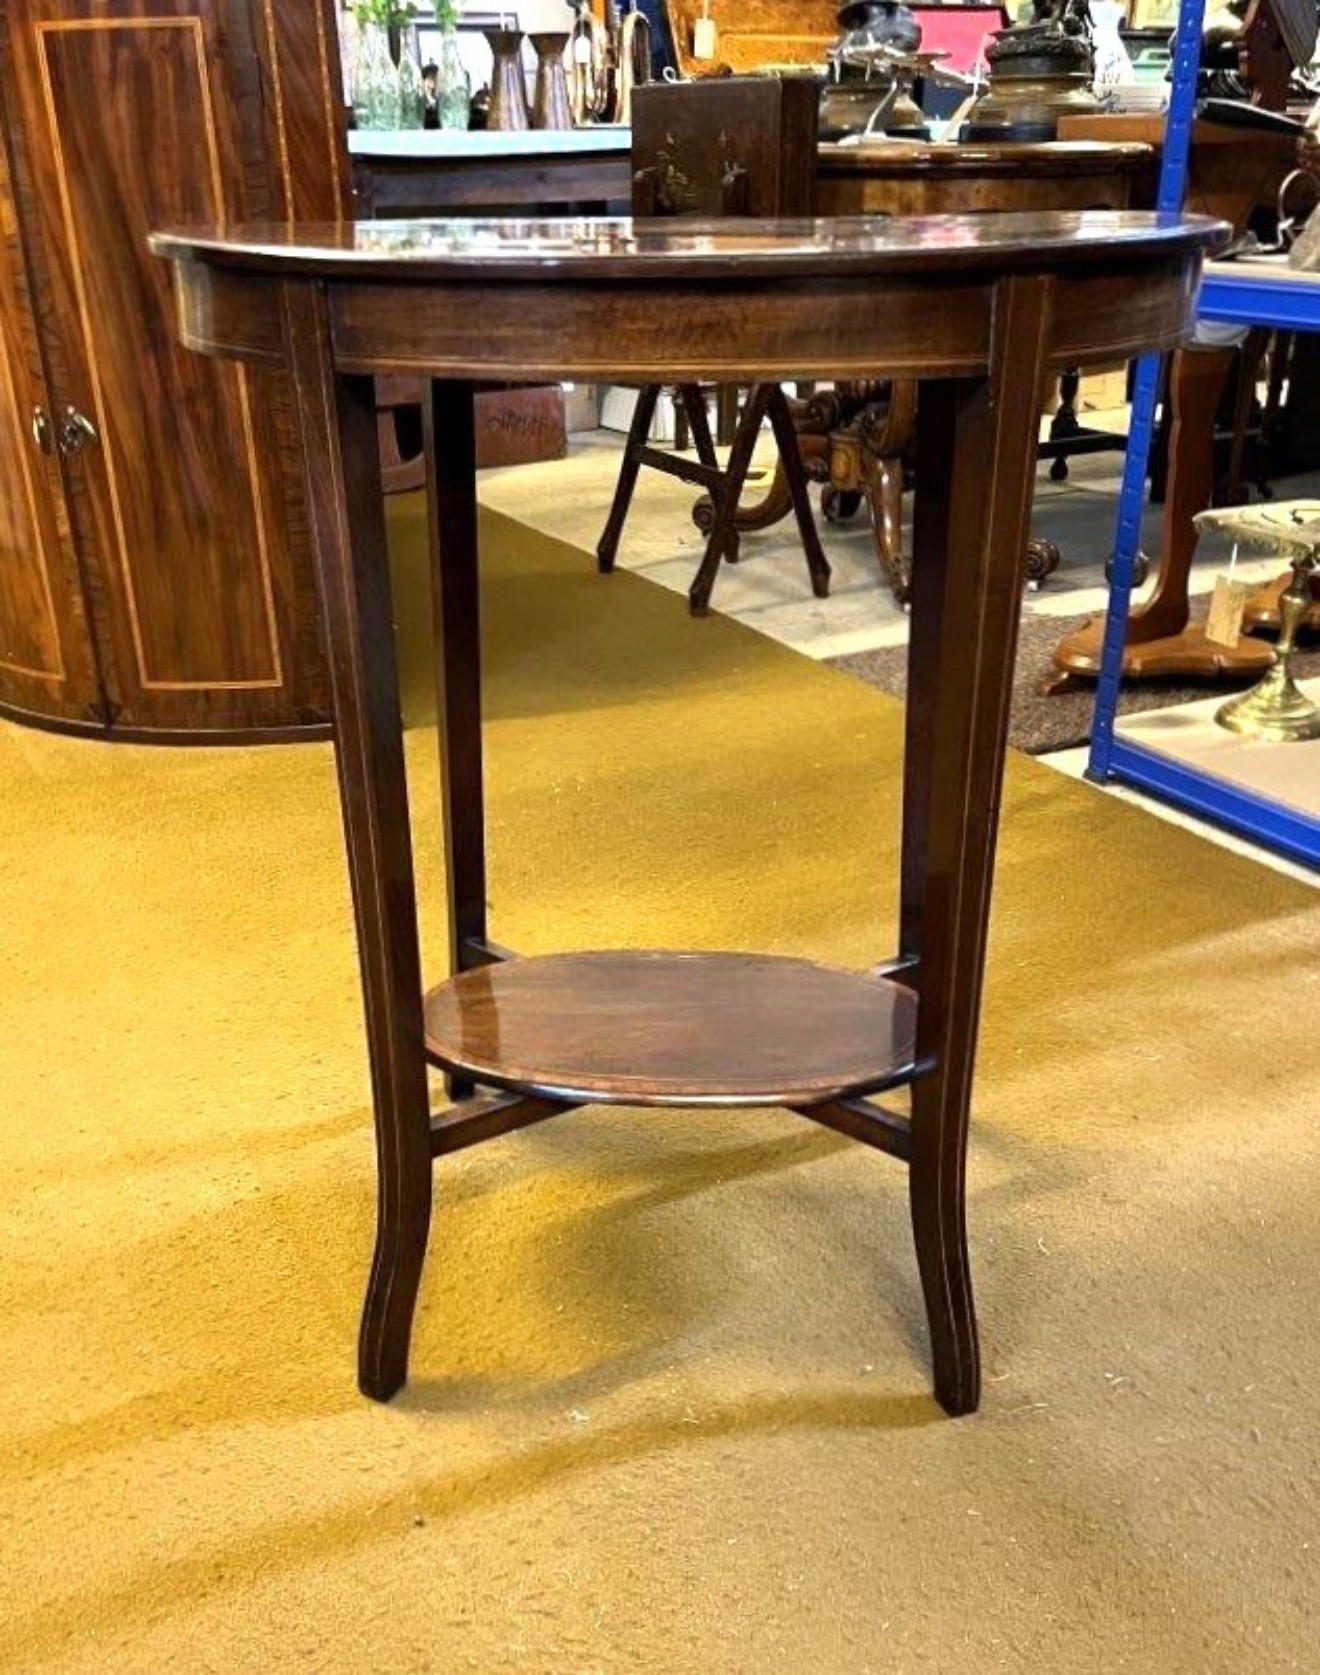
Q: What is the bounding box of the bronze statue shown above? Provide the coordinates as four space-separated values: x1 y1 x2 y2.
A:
988 0 1095 73
966 0 1100 140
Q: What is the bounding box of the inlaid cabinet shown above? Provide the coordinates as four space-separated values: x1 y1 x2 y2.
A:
0 0 347 738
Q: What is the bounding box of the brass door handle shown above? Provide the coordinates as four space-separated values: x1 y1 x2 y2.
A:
58 406 98 454
31 404 54 453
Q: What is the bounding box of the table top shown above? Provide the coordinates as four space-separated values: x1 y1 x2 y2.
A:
152 209 1224 283
155 209 1225 386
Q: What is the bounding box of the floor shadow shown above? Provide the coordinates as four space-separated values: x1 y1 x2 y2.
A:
0 1386 940 1666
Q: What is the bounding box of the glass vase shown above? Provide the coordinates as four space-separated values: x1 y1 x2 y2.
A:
397 31 427 128
353 20 401 131
434 22 471 131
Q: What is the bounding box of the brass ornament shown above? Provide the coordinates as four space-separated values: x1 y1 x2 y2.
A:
1193 502 1320 742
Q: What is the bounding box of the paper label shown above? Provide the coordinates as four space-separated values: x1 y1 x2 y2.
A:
693 17 717 58
1205 574 1250 647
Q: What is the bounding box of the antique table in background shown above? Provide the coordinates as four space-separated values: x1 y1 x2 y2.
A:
348 128 633 216
349 129 1149 219
152 211 1220 1416
771 141 1155 600
352 132 1151 598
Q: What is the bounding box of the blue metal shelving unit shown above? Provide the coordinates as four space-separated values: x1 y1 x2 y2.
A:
1085 0 1320 869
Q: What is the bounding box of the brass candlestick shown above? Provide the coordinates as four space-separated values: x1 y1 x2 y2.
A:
1192 502 1320 742
1216 553 1320 741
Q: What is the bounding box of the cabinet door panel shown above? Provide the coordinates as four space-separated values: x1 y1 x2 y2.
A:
41 19 283 695
0 122 102 725
3 0 345 734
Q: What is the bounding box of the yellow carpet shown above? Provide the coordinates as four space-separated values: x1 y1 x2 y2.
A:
3 498 1318 1673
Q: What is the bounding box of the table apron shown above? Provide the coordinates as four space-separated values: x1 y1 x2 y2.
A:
169 254 1202 382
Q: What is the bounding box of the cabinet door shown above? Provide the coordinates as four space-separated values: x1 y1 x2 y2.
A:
0 124 104 727
0 0 346 734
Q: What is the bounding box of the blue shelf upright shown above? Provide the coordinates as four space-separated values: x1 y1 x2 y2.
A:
1087 0 1206 783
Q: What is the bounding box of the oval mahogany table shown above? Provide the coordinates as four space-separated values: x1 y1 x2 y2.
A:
152 211 1225 1416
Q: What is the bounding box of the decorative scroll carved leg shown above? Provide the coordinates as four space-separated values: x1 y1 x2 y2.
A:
281 282 433 1404
901 276 1054 1416
597 384 660 574
1024 537 1060 590
697 455 794 536
697 427 834 537
859 442 910 607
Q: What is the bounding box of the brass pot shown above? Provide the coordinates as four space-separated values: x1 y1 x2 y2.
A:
964 61 1099 142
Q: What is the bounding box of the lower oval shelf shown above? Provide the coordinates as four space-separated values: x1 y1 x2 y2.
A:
423 950 921 1107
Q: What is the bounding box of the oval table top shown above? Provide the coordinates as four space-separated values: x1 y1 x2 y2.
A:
153 208 1223 282
152 210 1229 385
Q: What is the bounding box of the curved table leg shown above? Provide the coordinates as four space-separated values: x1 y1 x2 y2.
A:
902 276 1053 1416
282 282 434 1403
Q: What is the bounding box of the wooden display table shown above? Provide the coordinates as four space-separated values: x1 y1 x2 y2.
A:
1056 112 1298 231
152 210 1220 1416
350 128 1150 220
815 138 1150 216
354 132 1150 599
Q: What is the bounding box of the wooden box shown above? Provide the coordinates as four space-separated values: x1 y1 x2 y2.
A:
631 74 820 217
475 385 567 468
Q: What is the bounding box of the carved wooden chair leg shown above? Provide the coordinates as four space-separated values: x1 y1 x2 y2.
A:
715 383 741 446
766 384 831 599
597 384 661 573
688 383 776 615
719 456 795 531
676 382 718 468
860 445 911 606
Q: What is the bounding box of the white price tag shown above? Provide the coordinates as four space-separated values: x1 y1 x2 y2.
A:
1205 574 1250 647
